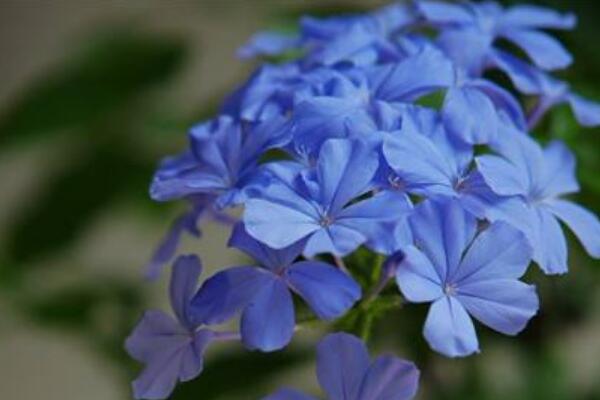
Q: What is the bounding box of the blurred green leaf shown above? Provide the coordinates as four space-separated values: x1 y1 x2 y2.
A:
4 138 152 266
22 277 143 331
170 347 312 400
0 28 186 146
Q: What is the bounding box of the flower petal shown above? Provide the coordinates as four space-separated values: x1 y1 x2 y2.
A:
409 200 477 283
453 222 532 284
316 333 370 400
228 222 306 271
286 261 361 320
144 203 204 281
383 129 457 197
530 207 568 275
539 140 579 198
424 296 479 357
170 255 202 329
500 29 572 70
263 388 318 400
442 86 498 145
457 279 538 335
476 155 529 196
190 266 275 324
501 5 576 30
367 48 453 102
417 1 474 25
241 278 295 351
317 138 379 213
303 223 367 257
357 356 420 400
546 199 600 258
567 93 600 127
125 310 187 363
244 198 321 249
396 245 444 302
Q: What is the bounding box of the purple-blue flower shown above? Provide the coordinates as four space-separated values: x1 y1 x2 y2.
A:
418 1 575 75
396 199 539 357
150 115 290 209
126 255 218 399
244 138 411 256
264 332 420 400
477 128 600 274
131 1 600 396
191 223 361 351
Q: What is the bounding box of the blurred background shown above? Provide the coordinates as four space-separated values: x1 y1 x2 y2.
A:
0 1 598 399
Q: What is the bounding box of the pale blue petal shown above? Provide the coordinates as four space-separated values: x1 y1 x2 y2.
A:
453 222 532 284
396 245 444 302
567 93 600 127
238 31 299 59
476 155 529 196
442 86 498 145
383 131 457 197
530 207 568 274
409 200 477 282
500 29 572 70
417 1 474 25
501 5 576 30
457 280 538 335
546 199 600 258
539 140 579 198
367 48 453 102
468 79 526 130
489 49 542 95
244 198 321 249
316 139 379 213
424 296 479 357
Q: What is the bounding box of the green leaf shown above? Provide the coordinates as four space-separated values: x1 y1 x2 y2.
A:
4 138 153 266
0 28 186 146
169 347 312 400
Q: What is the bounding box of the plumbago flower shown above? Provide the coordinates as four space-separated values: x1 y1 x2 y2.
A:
477 127 600 274
265 333 419 400
191 223 361 351
244 138 412 256
128 1 600 399
396 199 538 357
126 255 238 399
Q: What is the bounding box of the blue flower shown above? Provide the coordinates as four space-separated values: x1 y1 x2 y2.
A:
294 46 524 146
239 3 419 67
244 138 411 256
418 1 575 75
396 199 539 357
126 255 217 399
477 128 600 274
265 332 420 400
144 195 208 280
150 115 290 209
191 223 361 351
489 52 600 128
238 31 300 60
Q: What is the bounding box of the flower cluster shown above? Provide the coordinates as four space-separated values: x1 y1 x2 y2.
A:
126 1 600 399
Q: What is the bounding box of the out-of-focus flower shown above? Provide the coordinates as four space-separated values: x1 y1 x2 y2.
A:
265 332 420 400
